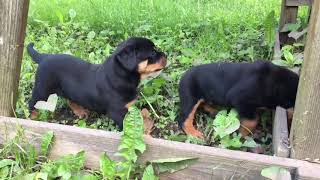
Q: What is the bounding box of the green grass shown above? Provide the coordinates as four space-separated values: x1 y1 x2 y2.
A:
16 0 307 148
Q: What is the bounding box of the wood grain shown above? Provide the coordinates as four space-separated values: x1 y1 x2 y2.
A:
1 117 320 179
0 0 29 116
290 0 320 161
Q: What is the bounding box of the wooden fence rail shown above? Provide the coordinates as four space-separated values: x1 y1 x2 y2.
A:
1 117 320 180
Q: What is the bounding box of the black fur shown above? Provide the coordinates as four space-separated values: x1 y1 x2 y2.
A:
177 60 299 127
27 37 166 129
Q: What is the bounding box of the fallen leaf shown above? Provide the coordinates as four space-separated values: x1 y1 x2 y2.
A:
141 108 154 136
34 94 58 112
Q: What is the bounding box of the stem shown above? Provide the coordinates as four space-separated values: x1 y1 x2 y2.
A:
140 92 160 119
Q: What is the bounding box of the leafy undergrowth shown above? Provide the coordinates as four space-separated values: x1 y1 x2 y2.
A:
0 106 196 179
16 0 308 155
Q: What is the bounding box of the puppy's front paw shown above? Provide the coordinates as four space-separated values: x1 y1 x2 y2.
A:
68 101 89 119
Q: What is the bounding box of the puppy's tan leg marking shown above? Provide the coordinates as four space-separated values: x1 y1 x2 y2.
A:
30 110 39 120
286 108 294 121
125 99 137 109
183 99 204 139
202 104 218 116
239 118 258 137
68 100 89 119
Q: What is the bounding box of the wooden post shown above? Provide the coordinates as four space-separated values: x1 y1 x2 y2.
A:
0 0 30 116
279 0 298 45
279 0 298 30
290 0 320 161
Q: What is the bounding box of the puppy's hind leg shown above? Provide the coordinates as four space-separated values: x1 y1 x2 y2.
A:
177 97 204 139
28 85 51 119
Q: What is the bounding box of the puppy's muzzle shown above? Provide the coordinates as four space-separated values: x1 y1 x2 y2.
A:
157 56 167 70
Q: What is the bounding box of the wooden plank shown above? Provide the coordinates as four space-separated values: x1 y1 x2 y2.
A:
279 0 299 44
290 0 320 161
1 117 320 179
273 107 290 158
0 0 30 116
286 0 313 6
280 0 298 31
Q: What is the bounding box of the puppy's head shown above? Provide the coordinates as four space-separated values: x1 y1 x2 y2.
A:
114 37 167 78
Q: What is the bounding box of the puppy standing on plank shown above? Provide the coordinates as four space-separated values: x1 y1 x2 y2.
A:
177 60 299 138
27 37 167 130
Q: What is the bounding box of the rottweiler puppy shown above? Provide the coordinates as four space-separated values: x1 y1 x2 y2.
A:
177 60 299 138
27 37 167 129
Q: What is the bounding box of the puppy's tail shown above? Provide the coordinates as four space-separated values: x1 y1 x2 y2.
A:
27 43 42 64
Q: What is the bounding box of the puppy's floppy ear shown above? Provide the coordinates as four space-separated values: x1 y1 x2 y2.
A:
116 46 137 71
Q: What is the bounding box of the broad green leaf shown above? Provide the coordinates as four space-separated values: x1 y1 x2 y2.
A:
116 106 146 178
0 166 9 178
69 9 77 19
142 165 159 180
35 172 48 180
261 166 290 180
34 94 58 112
0 159 14 169
242 137 258 148
168 134 188 142
87 31 96 40
294 58 303 65
100 153 116 179
57 164 72 180
185 135 206 145
77 119 87 128
213 109 240 138
41 131 54 156
283 51 295 63
219 134 243 149
150 157 198 174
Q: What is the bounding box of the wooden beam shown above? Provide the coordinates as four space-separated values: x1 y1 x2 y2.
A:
286 0 313 6
1 117 320 179
290 0 320 161
0 0 30 116
273 107 290 158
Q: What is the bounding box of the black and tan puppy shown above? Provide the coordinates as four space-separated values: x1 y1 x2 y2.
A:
27 37 167 129
177 60 299 138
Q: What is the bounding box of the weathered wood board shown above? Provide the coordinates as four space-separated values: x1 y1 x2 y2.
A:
1 117 320 179
286 0 313 6
273 107 290 158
